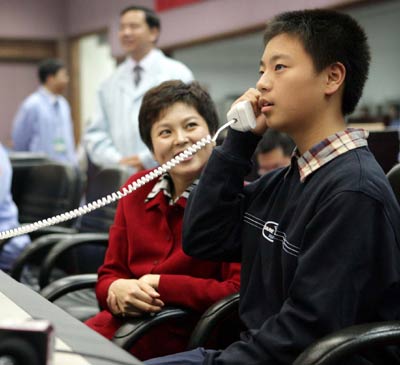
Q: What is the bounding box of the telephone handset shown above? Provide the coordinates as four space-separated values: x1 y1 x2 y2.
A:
0 101 257 240
226 100 257 132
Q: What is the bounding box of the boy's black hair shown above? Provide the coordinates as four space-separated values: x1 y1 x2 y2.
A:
37 59 65 84
263 9 370 115
139 80 219 151
120 5 160 30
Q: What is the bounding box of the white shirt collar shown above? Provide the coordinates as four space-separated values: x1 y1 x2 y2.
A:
40 86 59 105
127 48 160 73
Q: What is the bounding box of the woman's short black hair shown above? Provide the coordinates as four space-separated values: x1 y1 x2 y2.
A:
139 80 219 151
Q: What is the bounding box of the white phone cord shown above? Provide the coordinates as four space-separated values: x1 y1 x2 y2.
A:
0 120 236 240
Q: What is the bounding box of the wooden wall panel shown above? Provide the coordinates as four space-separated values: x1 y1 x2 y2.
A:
0 39 57 62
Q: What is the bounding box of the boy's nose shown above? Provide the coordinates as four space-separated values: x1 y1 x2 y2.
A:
256 73 272 93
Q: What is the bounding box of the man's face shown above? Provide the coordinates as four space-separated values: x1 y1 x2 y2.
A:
256 33 326 134
49 68 69 94
118 10 158 57
257 147 291 176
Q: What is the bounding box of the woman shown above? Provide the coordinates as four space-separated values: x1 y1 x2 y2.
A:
85 80 240 360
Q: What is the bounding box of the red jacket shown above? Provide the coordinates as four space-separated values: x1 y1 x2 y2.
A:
85 171 241 360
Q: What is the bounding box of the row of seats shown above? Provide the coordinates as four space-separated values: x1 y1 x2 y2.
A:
5 155 246 356
7 155 130 289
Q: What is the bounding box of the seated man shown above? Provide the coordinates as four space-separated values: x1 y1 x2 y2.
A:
255 129 294 176
85 80 241 361
0 144 31 272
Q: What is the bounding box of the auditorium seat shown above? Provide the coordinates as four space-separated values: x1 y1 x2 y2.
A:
367 130 399 174
387 163 400 205
74 166 131 233
10 159 81 228
293 322 400 365
10 166 130 290
110 293 242 351
41 272 243 350
41 273 99 321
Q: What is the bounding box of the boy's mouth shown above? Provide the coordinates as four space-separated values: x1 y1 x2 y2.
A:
260 100 274 113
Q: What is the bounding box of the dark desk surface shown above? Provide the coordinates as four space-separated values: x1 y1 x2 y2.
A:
0 270 143 365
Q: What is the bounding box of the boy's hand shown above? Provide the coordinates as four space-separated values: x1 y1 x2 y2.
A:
232 88 268 136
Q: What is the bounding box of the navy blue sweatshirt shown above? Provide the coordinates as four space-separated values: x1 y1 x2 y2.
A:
183 129 400 365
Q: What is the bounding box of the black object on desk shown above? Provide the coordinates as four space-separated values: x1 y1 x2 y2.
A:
0 270 143 365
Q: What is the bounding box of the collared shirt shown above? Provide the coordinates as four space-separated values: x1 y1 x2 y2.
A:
296 128 369 182
0 144 30 271
126 48 165 79
41 86 58 104
145 173 198 206
12 87 77 165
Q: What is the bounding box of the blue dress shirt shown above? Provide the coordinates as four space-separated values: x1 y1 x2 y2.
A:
0 144 30 271
12 87 77 165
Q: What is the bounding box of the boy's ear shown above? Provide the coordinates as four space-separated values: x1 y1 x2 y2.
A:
324 62 346 96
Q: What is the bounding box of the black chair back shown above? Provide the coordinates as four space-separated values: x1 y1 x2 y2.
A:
387 163 400 205
12 161 81 227
368 130 399 174
76 166 131 233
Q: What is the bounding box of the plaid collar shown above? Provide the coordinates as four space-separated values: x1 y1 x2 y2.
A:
145 173 198 205
295 128 369 182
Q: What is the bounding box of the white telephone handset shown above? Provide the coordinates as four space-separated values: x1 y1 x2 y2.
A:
227 100 257 132
0 101 257 240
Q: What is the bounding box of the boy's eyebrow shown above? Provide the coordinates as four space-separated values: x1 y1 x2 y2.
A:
259 54 292 68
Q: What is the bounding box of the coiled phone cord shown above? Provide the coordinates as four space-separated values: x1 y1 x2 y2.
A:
0 120 236 240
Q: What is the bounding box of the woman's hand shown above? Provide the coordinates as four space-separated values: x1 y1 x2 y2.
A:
139 274 160 290
107 278 164 317
231 88 268 136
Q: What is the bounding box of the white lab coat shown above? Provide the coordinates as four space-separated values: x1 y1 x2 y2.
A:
84 49 194 169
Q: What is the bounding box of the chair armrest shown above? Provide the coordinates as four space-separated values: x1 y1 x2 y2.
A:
187 293 240 350
40 273 98 302
10 233 74 282
38 232 109 289
28 226 78 240
112 307 192 350
293 321 400 365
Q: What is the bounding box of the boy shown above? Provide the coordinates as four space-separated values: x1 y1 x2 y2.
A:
146 9 400 365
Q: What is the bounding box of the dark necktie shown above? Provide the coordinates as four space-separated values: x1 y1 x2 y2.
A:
133 65 142 87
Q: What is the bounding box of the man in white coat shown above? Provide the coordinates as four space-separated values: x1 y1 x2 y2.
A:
84 5 194 171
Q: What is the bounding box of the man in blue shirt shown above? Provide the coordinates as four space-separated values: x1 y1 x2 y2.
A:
0 143 30 272
12 59 77 165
